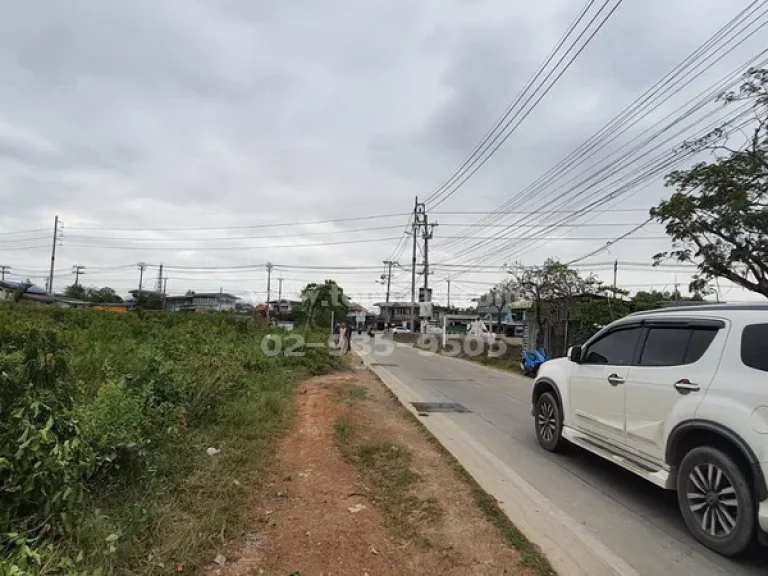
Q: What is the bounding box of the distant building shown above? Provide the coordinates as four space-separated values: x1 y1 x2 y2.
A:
374 301 448 330
346 302 375 329
164 291 240 312
268 299 302 319
0 281 55 304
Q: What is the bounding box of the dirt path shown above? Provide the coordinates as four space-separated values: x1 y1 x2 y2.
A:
212 358 542 576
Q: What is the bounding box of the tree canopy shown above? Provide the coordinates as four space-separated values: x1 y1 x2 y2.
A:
299 280 348 328
652 68 768 298
508 259 601 347
63 284 124 303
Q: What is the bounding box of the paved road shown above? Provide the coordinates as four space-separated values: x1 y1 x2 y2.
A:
362 340 768 576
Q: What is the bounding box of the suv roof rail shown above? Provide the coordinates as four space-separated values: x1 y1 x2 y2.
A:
630 303 768 316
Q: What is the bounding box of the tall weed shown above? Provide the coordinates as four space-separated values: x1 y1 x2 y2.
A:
0 306 338 574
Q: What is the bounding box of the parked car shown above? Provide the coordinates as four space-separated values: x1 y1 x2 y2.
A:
531 304 768 557
391 326 410 334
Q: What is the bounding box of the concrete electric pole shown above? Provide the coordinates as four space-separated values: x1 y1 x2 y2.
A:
156 263 164 293
410 198 425 332
382 260 394 326
72 265 86 287
0 265 10 282
266 262 274 321
136 262 147 309
47 215 61 293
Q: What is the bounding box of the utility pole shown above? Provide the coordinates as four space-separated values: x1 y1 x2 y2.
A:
156 263 164 292
382 260 394 325
410 197 425 333
278 277 283 302
0 265 10 282
422 215 436 304
162 277 168 311
447 278 451 309
613 259 618 296
72 265 86 287
266 262 273 321
136 262 147 309
219 287 223 312
47 215 61 294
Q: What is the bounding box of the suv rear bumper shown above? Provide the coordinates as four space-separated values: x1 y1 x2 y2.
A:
760 499 768 533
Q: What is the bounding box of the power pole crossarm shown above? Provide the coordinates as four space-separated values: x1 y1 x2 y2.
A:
0 265 10 282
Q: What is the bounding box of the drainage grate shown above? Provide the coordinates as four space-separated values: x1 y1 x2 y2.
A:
411 402 471 414
370 362 399 367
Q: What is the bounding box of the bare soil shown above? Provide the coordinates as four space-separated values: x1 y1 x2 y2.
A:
212 357 536 576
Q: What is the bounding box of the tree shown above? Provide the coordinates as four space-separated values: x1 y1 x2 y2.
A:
63 284 123 303
652 68 768 298
87 287 123 303
63 284 87 301
478 281 516 333
509 260 600 350
299 280 348 328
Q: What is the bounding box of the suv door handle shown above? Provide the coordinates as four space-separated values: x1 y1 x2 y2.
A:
607 374 625 386
674 379 700 393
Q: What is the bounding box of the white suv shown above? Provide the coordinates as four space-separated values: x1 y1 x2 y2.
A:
531 304 768 556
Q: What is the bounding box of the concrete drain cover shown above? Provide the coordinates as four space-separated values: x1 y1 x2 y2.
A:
411 402 471 414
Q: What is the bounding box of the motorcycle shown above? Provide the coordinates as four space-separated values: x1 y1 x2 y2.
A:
521 348 550 377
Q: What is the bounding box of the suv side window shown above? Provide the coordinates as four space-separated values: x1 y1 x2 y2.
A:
584 327 641 366
639 327 718 367
742 323 768 372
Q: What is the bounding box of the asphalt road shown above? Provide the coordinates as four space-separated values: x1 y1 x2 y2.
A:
363 340 768 576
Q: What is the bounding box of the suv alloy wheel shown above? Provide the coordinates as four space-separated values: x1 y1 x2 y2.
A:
677 446 756 556
535 392 565 452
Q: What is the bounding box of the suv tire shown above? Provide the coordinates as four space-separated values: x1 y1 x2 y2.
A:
535 392 566 452
676 446 755 557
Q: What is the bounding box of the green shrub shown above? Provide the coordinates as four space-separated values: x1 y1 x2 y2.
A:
0 306 339 573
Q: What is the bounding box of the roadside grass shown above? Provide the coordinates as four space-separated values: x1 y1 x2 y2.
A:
330 382 368 405
333 416 441 541
0 307 339 574
365 371 556 576
475 354 526 375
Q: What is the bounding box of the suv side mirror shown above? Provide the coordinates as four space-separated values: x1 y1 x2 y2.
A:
568 346 582 363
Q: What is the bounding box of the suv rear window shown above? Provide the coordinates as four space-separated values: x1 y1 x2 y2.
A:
638 327 718 367
742 324 768 372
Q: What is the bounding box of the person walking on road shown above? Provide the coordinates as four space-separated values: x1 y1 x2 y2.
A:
345 321 353 353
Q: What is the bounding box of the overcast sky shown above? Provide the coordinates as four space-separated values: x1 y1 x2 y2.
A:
0 0 765 307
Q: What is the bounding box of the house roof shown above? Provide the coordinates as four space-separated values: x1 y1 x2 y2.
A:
0 280 52 296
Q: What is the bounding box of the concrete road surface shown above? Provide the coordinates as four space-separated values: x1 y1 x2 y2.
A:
358 339 768 576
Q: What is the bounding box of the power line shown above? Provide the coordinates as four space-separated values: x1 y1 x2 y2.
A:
436 4 768 256
443 86 757 271
65 212 411 232
44 236 405 252
422 0 600 205
428 0 625 209
567 219 654 264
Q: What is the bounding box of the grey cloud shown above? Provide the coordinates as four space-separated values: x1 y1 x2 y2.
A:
0 0 763 304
